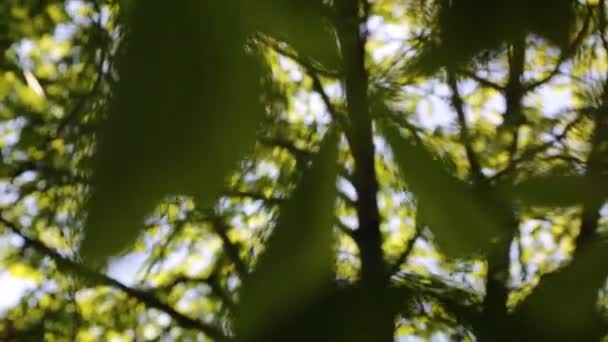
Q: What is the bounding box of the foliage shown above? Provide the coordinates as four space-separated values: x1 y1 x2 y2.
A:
0 0 607 341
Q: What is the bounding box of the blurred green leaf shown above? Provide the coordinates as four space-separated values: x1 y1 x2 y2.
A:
409 0 577 75
527 0 577 49
246 0 339 70
238 283 404 342
382 123 503 257
234 131 338 342
81 0 264 264
514 239 608 341
499 175 607 208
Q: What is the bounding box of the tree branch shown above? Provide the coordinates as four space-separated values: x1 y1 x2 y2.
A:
258 34 340 78
0 217 229 342
447 71 484 181
461 70 505 91
263 34 351 134
490 112 585 181
309 71 351 131
524 8 592 92
336 0 386 286
476 36 528 340
388 226 421 277
207 216 249 278
257 135 313 165
223 190 283 206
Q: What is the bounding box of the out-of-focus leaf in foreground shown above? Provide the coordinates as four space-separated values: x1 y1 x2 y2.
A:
409 0 577 75
82 1 263 263
237 284 404 342
514 239 608 341
500 175 608 208
234 132 338 342
382 124 503 257
246 0 339 70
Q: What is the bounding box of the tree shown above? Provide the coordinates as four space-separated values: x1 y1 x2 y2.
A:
0 0 607 340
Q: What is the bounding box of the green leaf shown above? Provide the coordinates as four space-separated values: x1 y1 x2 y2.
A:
244 284 404 342
81 0 263 264
409 0 577 75
246 0 339 70
234 131 338 341
382 124 503 257
526 0 577 49
515 239 608 340
500 175 608 208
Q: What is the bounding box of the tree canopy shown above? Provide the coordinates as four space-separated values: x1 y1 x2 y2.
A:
0 0 607 341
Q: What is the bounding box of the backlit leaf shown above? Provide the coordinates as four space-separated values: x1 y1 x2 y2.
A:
82 0 264 263
246 0 339 70
234 131 338 341
499 175 607 207
382 123 504 257
514 239 608 340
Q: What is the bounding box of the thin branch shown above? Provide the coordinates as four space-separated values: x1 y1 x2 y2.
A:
0 217 229 342
138 219 190 285
490 112 585 181
516 233 528 284
222 190 283 206
447 71 484 181
155 274 213 292
461 70 504 91
155 273 234 308
266 34 350 132
336 219 360 242
258 34 340 78
337 189 357 207
524 8 592 92
380 108 425 144
208 216 249 278
260 32 351 137
257 135 313 163
309 71 350 130
388 226 421 277
391 272 481 308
